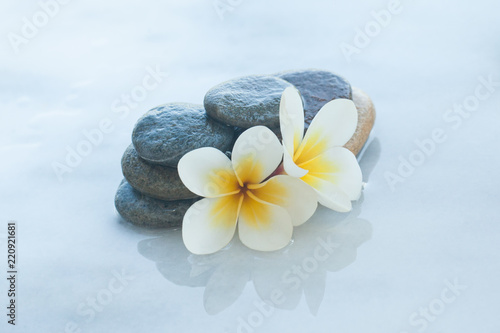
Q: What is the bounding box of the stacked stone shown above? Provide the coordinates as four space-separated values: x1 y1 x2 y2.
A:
115 69 376 228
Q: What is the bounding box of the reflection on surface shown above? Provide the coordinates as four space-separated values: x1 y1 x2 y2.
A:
358 138 380 183
137 138 378 315
138 198 372 315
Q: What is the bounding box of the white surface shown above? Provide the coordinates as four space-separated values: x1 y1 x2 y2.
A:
1 0 499 332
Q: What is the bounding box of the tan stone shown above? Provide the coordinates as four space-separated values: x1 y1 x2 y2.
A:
344 87 376 155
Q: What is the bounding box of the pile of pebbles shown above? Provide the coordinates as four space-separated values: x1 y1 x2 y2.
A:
115 69 375 228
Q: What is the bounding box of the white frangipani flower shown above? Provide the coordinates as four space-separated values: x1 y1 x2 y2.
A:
178 126 317 255
279 87 363 212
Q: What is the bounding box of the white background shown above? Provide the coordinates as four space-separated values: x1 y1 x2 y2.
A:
1 0 499 332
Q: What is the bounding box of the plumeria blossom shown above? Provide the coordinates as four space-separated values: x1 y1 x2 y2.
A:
178 126 317 255
279 87 363 212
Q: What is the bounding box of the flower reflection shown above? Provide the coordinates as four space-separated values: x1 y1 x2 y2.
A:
138 196 371 315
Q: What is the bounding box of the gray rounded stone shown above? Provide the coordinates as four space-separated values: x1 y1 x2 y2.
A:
132 103 234 167
115 180 198 228
204 75 294 128
121 144 198 201
276 69 352 129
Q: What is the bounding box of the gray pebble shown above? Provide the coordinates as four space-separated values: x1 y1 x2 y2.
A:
204 75 294 128
115 180 198 228
132 103 234 167
121 144 198 201
276 69 352 129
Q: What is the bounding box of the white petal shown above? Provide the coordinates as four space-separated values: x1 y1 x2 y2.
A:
282 145 308 178
279 87 304 156
312 178 352 212
296 99 358 163
182 195 242 255
251 175 317 226
324 147 362 200
238 194 293 251
178 147 240 198
299 147 362 200
231 126 283 185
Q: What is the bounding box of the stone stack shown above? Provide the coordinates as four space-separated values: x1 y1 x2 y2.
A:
115 69 376 228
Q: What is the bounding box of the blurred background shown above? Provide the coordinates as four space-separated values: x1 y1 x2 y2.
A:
0 0 499 332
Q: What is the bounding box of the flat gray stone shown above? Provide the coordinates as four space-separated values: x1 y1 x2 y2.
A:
204 75 294 128
115 180 198 228
276 69 352 129
121 144 198 201
132 103 234 167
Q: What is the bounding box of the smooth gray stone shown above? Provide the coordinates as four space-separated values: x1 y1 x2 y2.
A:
115 180 198 228
276 69 352 129
230 125 282 151
132 103 234 167
204 75 294 128
121 144 198 201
